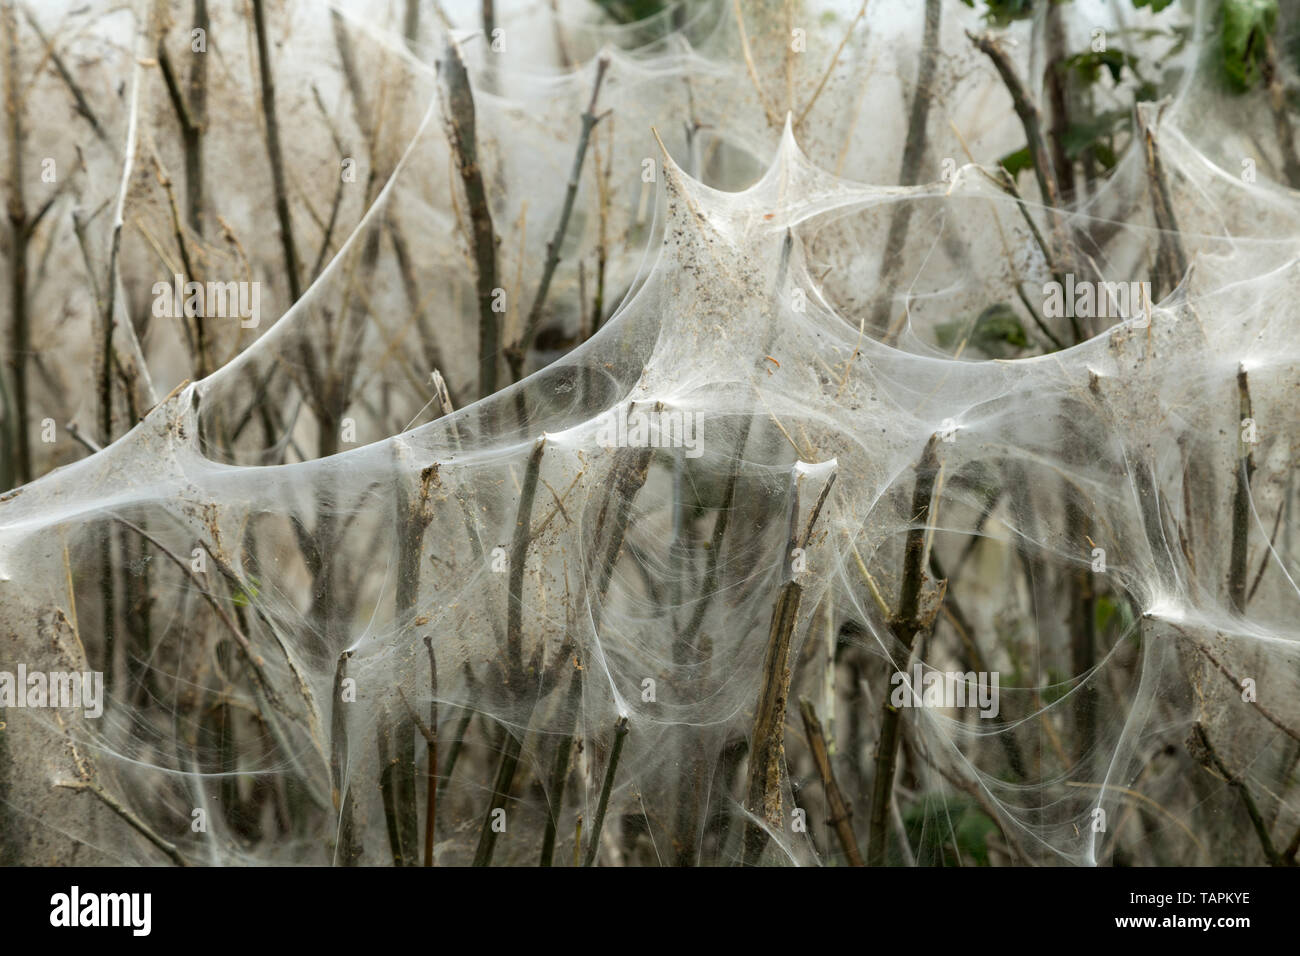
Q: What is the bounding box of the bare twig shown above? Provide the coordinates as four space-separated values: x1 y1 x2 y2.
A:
330 649 361 864
799 697 863 865
470 720 526 867
583 715 630 866
378 700 419 865
870 0 941 340
471 437 546 867
507 437 546 678
4 3 30 486
1228 365 1255 613
150 152 208 375
732 0 780 127
1135 104 1187 300
64 421 101 454
251 0 301 301
1172 626 1300 746
1043 1 1075 200
797 0 869 129
1246 499 1284 603
1262 35 1300 189
867 435 940 866
986 166 1073 345
509 54 611 380
439 35 500 399
742 467 836 863
969 31 1064 216
21 7 106 142
1186 722 1283 865
112 517 290 721
422 638 438 866
540 662 582 866
156 2 206 235
56 780 188 866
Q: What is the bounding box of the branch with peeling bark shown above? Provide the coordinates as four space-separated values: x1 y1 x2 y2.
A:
439 35 501 399
799 697 863 865
742 465 837 863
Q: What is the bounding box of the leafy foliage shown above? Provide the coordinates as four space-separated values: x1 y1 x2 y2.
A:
936 304 1029 358
594 0 674 25
1220 0 1279 92
960 0 1038 28
904 795 1001 866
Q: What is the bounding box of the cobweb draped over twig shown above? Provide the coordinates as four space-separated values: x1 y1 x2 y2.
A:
1 0 1298 866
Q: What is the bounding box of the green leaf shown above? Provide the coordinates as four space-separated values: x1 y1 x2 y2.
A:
903 795 999 866
937 303 1029 358
981 0 1038 27
232 575 261 608
1220 0 1278 93
954 806 1000 866
975 304 1029 348
1095 595 1118 635
1133 0 1176 12
1062 49 1132 84
593 0 671 24
998 145 1034 179
1043 667 1071 705
1095 594 1137 637
1092 140 1119 169
1061 110 1130 161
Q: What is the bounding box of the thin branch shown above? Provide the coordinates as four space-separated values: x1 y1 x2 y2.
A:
867 435 940 866
112 517 288 717
732 0 780 127
986 165 1074 344
742 467 836 863
509 54 611 380
1246 499 1284 603
1186 722 1282 865
329 649 361 863
470 721 527 866
470 438 546 867
799 697 863 865
1135 104 1187 300
64 420 101 454
20 7 106 143
150 151 208 376
1173 627 1300 746
423 636 438 866
155 37 203 234
583 715 630 867
56 780 188 866
507 437 546 679
4 2 31 486
870 0 941 340
1228 365 1255 613
251 0 301 301
797 0 869 128
1262 35 1300 188
540 664 582 866
439 35 500 399
969 31 1063 215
